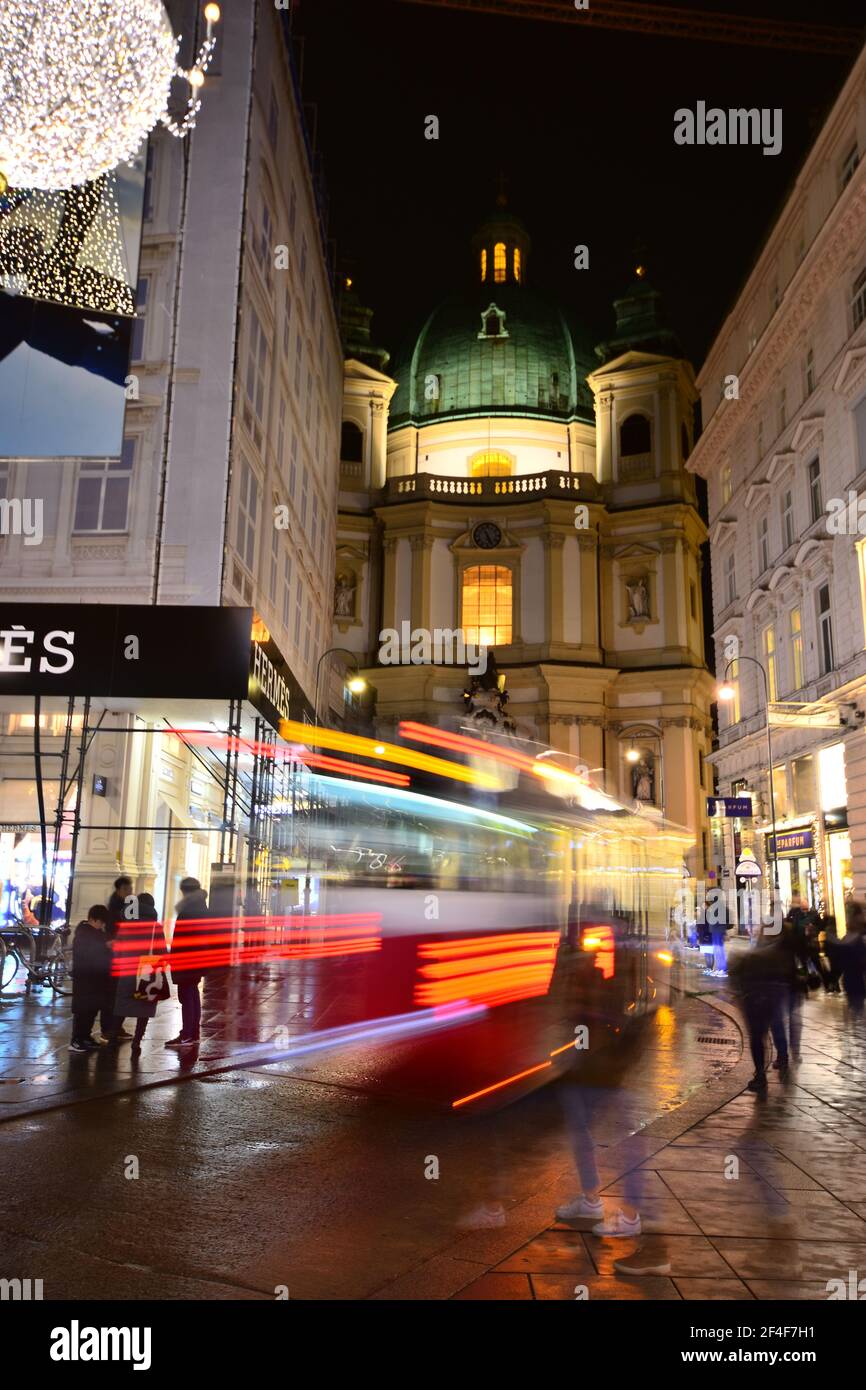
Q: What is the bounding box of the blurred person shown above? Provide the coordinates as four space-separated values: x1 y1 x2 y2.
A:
166 877 209 1047
839 904 866 1018
776 911 810 1066
729 926 791 1091
69 906 112 1052
556 1023 671 1276
110 893 165 1053
820 913 842 994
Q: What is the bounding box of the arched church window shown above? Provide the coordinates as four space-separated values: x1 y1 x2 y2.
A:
462 565 513 647
480 249 487 282
514 247 522 283
494 242 507 284
470 450 513 478
340 421 364 463
620 413 651 457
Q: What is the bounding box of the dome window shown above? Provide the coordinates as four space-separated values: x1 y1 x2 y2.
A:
514 247 522 283
493 242 507 284
479 303 508 339
470 450 513 478
480 249 487 282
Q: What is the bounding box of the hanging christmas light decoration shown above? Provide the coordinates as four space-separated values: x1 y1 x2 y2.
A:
0 1 221 195
0 174 135 315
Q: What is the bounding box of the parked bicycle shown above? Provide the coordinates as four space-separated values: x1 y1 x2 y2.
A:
0 921 73 996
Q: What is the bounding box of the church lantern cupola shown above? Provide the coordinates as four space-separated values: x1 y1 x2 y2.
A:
471 191 531 289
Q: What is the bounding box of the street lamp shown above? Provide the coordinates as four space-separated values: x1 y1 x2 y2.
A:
313 647 367 729
718 656 780 901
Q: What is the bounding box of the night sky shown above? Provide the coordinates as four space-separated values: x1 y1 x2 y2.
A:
298 0 865 372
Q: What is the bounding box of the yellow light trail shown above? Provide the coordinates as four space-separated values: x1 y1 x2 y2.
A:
278 719 501 789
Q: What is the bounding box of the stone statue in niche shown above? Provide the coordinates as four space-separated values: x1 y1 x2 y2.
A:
334 572 356 619
627 576 649 620
632 755 655 803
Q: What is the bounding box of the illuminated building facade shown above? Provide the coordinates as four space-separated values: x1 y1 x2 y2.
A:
335 204 715 872
0 2 342 923
688 44 866 923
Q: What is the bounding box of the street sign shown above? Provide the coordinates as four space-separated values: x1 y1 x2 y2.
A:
768 704 842 728
735 858 762 878
707 796 753 818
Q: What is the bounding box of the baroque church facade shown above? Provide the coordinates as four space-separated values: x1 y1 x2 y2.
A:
334 203 715 874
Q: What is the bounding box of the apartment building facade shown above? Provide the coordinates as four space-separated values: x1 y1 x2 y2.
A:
689 44 866 925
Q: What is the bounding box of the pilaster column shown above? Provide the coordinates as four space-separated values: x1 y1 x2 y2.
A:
410 534 434 631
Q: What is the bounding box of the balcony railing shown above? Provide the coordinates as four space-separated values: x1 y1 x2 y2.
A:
382 470 591 505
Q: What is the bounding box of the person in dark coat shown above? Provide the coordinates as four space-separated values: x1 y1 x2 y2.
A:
729 928 792 1091
100 875 134 1042
166 877 209 1046
69 906 113 1051
839 903 866 1017
106 875 133 941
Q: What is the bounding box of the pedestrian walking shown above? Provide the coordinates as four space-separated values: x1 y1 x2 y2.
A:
729 927 791 1091
166 877 209 1047
69 906 113 1052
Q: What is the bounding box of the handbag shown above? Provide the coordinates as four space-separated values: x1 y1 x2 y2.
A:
133 919 172 1002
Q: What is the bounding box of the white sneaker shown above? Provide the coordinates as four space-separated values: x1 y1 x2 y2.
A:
456 1202 506 1231
592 1210 641 1237
556 1195 604 1221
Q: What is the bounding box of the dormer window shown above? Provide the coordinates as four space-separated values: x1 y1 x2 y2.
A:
478 303 508 339
493 242 507 284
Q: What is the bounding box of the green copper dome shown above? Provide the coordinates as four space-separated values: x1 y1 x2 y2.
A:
389 284 596 429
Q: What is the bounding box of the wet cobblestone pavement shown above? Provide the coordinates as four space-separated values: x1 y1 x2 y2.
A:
2 942 864 1300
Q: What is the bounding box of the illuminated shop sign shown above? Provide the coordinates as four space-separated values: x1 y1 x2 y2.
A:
767 829 814 857
0 604 310 732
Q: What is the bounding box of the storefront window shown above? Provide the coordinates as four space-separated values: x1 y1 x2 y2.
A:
819 742 846 810
792 755 816 815
771 764 788 819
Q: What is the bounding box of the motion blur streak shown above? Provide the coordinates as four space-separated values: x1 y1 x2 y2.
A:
451 1061 553 1109
415 931 559 1007
109 914 382 976
399 719 588 792
277 718 502 789
166 729 410 786
580 924 615 980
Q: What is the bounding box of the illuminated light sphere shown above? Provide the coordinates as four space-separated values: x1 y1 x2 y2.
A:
204 4 221 22
0 0 220 192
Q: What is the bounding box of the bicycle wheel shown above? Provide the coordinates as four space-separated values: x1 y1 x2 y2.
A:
0 938 20 993
49 943 74 997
